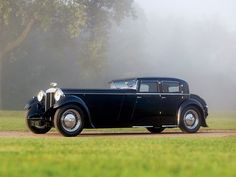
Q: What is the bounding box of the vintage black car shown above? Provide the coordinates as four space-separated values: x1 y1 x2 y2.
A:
25 77 208 136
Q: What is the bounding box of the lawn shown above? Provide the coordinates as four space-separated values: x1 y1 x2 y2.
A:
0 111 235 177
0 137 235 177
0 111 25 131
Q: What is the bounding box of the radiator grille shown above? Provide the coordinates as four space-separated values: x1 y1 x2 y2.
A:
45 92 55 111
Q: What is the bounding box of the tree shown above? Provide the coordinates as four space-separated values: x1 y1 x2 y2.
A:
0 0 134 109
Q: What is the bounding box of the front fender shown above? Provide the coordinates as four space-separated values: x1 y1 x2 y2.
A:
24 97 37 110
177 98 208 127
53 95 94 128
25 97 44 119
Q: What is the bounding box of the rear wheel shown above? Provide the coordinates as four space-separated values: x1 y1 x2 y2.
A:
54 105 84 137
147 127 165 134
179 106 202 133
26 118 51 134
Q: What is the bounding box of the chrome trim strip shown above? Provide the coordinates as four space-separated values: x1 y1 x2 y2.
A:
45 94 47 111
138 93 189 96
50 93 53 107
162 125 178 128
132 126 153 128
63 92 190 96
177 109 181 126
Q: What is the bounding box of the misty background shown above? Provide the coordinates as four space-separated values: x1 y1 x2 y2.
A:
0 0 235 111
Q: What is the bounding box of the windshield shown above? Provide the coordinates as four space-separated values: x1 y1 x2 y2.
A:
110 79 138 90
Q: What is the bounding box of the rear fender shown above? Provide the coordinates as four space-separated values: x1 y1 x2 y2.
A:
53 95 95 128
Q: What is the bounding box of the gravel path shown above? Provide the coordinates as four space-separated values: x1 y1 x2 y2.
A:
0 130 235 138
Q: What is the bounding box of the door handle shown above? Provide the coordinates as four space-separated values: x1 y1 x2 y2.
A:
161 96 166 99
137 96 142 99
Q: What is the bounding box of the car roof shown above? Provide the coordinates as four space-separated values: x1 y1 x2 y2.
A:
110 77 187 83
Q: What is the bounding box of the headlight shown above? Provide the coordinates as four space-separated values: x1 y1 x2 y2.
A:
37 90 46 102
54 89 64 101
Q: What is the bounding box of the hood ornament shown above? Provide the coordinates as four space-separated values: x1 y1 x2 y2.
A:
50 82 58 88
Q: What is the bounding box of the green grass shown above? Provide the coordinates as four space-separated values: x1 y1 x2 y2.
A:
0 111 26 131
0 137 235 177
206 112 236 130
0 111 235 131
0 111 235 177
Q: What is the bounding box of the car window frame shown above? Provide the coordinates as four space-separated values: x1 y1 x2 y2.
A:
161 81 182 93
138 80 161 93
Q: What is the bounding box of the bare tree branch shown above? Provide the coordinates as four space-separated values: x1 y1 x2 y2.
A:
0 18 34 61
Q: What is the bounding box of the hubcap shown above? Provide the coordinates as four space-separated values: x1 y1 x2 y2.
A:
183 109 199 129
61 109 81 132
64 114 76 129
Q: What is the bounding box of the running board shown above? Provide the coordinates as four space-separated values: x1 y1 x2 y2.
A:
132 125 178 128
132 126 153 128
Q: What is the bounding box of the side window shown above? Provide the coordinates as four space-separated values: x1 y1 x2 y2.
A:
162 81 181 93
139 81 159 93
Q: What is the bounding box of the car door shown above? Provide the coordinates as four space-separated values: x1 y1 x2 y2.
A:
160 81 187 125
85 93 124 127
132 80 162 126
117 94 137 126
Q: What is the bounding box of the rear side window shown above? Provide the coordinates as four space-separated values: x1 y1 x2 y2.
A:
162 81 181 93
139 81 159 93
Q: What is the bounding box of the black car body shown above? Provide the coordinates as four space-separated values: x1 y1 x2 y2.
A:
25 77 208 136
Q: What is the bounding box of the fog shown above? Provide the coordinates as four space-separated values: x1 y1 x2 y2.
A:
0 0 235 111
108 0 236 111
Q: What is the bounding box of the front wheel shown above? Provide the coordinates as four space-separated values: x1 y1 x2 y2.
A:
26 119 51 134
54 105 84 137
179 106 202 133
147 127 165 134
